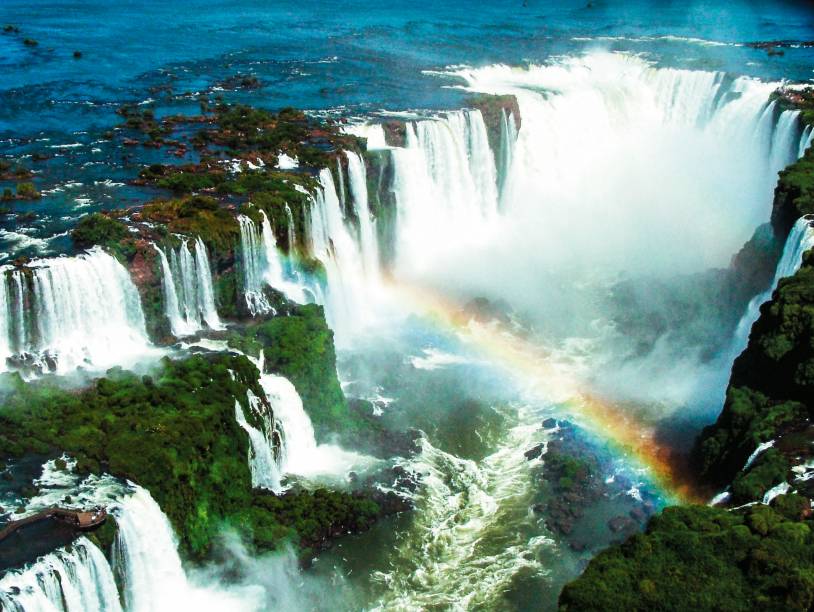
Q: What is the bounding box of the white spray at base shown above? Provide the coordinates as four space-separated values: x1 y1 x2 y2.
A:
0 473 336 612
0 247 155 374
153 238 223 337
234 389 284 493
258 372 375 482
112 486 264 612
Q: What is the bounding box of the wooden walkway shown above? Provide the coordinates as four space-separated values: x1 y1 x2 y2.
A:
0 507 107 542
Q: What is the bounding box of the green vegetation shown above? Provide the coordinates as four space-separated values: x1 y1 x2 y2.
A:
0 353 383 560
15 181 40 200
695 252 814 497
772 145 814 236
70 213 129 250
141 195 239 252
560 498 814 611
233 304 361 440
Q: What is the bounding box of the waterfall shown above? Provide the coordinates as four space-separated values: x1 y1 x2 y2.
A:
0 267 11 365
157 239 222 336
0 537 122 612
284 204 297 251
497 108 518 209
194 238 221 330
154 245 193 337
384 109 500 275
234 390 283 493
344 151 380 280
112 486 258 612
377 53 810 280
0 247 152 374
238 212 308 314
730 216 814 358
800 124 814 157
306 168 375 339
770 110 803 174
238 214 273 316
257 371 373 480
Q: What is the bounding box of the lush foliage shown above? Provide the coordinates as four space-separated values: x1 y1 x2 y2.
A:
70 213 129 250
772 145 814 236
233 304 362 440
695 252 814 499
560 498 814 611
0 354 380 559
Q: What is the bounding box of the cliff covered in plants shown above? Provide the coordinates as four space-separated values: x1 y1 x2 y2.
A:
561 128 814 609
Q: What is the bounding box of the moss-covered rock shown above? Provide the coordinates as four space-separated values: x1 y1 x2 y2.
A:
695 250 814 494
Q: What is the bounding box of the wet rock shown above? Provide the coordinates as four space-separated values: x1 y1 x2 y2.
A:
629 507 647 522
542 417 558 429
608 516 636 533
524 443 544 461
570 540 588 553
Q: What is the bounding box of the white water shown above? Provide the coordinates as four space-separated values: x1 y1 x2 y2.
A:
744 440 776 472
237 212 309 314
389 109 499 275
257 372 374 482
345 151 380 282
371 413 553 611
0 247 154 374
113 486 263 612
234 390 283 493
306 168 384 341
156 239 222 336
730 216 814 360
415 54 809 283
0 537 122 612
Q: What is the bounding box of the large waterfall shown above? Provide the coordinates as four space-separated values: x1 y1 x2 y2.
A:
154 238 222 337
305 167 383 340
0 247 152 374
258 372 373 481
339 55 810 303
730 216 814 358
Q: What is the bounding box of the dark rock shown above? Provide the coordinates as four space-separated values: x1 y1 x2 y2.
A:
524 443 544 461
629 507 647 522
608 516 635 533
72 50 82 59
542 417 558 429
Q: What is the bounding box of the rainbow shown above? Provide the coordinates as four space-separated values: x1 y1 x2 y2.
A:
390 281 700 504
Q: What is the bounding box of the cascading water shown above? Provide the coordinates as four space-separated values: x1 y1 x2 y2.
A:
234 389 283 493
257 372 373 481
369 415 553 611
730 216 814 358
388 109 499 275
0 247 152 374
238 215 275 316
237 212 308 314
381 54 811 283
156 239 223 336
112 486 260 612
344 151 380 281
497 108 518 210
306 168 383 341
0 537 122 612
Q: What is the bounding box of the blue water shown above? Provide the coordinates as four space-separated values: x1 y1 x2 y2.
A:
0 0 813 259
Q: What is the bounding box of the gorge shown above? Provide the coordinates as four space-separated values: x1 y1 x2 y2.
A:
2 2 814 610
